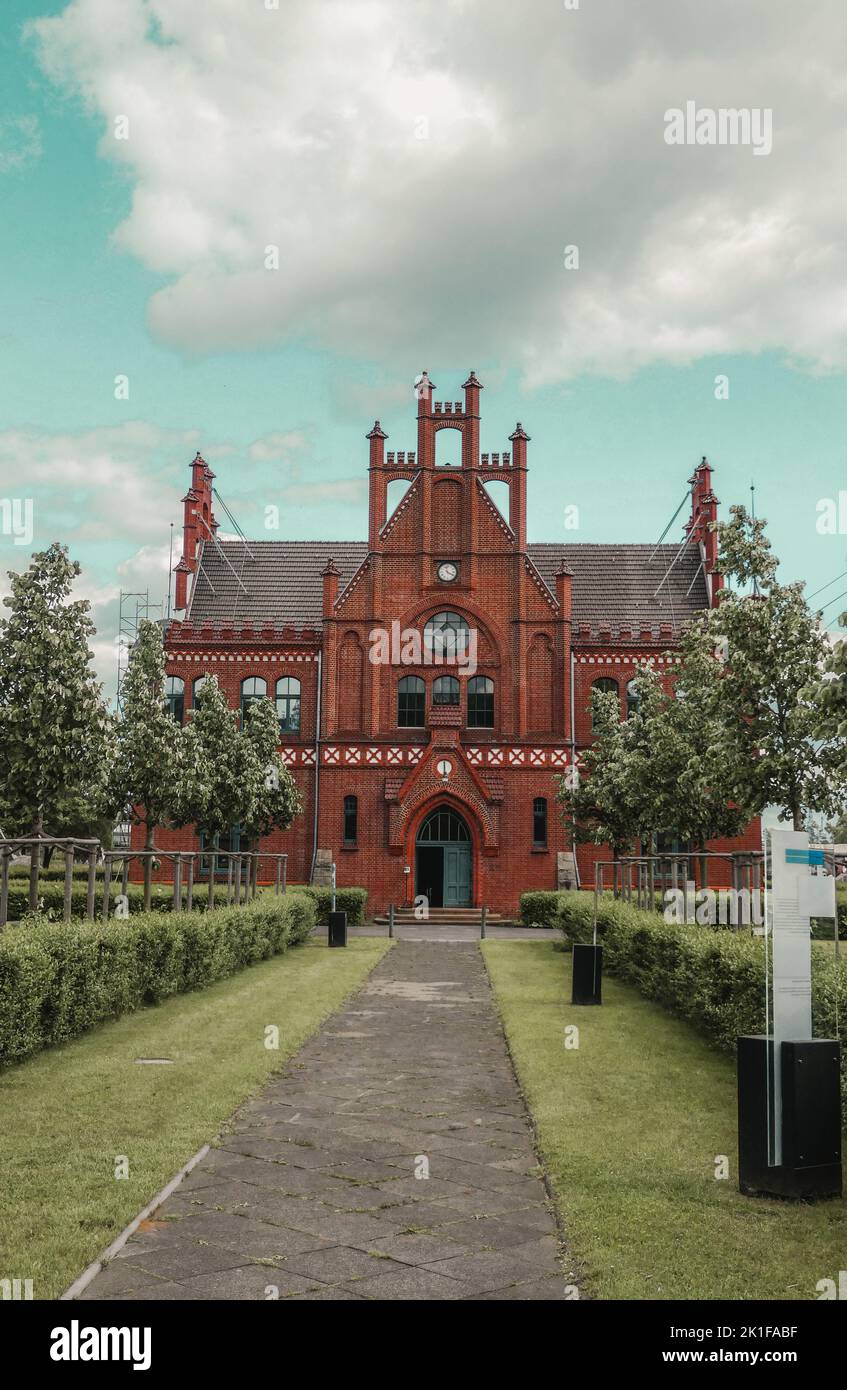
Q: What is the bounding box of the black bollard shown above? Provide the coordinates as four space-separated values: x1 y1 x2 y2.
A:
571 943 603 1005
328 910 348 948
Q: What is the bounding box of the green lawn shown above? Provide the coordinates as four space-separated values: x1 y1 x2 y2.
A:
0 937 390 1299
483 939 847 1301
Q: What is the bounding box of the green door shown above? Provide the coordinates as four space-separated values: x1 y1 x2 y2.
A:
444 844 472 907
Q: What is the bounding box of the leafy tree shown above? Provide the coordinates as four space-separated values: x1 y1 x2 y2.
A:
681 506 844 830
182 677 257 905
109 620 196 909
0 543 112 910
557 685 645 862
240 697 301 892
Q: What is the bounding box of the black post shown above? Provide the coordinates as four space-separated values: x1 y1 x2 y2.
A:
328 910 348 948
388 903 394 939
572 943 603 1005
480 905 487 939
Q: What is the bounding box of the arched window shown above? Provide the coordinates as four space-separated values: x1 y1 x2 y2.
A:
165 675 184 724
192 675 209 710
433 674 460 706
398 675 425 727
533 797 548 848
276 676 301 733
468 675 494 728
343 795 358 846
591 677 619 729
240 676 267 727
626 678 640 720
423 611 471 663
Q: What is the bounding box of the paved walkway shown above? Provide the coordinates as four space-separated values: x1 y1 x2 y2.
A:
78 940 575 1301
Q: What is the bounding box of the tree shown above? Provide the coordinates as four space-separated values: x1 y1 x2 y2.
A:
109 620 196 909
557 685 645 863
680 506 844 830
182 677 258 905
0 543 113 910
240 697 301 889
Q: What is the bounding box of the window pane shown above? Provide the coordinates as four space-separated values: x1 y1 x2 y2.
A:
467 675 494 728
433 675 460 705
276 676 301 733
423 611 471 662
591 677 619 729
398 675 425 727
533 797 547 846
165 676 184 724
344 795 357 844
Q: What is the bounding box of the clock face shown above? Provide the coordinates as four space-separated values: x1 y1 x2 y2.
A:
437 561 458 582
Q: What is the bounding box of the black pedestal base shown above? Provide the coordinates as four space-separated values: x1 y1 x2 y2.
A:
328 911 348 948
572 943 602 1005
737 1035 842 1200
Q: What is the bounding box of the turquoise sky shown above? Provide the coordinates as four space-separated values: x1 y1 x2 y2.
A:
2 0 847 698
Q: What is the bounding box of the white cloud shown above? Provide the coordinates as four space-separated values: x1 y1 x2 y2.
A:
248 431 308 462
0 115 42 174
30 0 847 383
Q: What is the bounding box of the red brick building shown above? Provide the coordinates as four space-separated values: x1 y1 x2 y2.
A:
145 372 759 914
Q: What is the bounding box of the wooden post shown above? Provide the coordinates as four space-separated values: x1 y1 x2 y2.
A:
275 856 282 896
234 854 242 906
0 847 10 928
101 854 112 924
281 855 287 894
86 848 97 920
63 847 75 922
173 854 183 912
122 855 130 896
186 854 195 913
226 855 233 906
207 837 216 909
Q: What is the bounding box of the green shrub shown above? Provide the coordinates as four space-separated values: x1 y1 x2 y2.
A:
0 894 316 1067
289 885 368 925
518 891 569 928
556 892 847 1119
2 880 290 922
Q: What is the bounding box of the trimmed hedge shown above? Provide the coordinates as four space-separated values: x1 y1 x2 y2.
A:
0 893 316 1067
3 881 280 921
556 891 847 1118
289 885 368 925
519 891 568 928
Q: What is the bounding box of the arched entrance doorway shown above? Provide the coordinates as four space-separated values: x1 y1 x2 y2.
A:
415 807 472 908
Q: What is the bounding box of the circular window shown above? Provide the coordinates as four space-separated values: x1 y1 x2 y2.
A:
424 611 470 662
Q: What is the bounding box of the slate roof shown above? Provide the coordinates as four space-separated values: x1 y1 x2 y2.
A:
184 539 708 636
529 543 709 631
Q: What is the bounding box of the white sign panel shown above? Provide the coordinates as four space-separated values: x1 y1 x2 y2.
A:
767 828 836 1163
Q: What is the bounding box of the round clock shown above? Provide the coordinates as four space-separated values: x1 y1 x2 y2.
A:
437 561 458 582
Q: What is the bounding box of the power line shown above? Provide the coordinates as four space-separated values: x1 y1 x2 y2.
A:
808 569 847 602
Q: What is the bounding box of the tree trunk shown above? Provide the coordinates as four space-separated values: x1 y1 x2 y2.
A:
28 813 43 913
143 823 155 912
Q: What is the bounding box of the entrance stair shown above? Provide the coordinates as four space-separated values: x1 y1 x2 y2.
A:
372 907 509 926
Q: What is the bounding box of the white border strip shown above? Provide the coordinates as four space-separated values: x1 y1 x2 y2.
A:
60 1143 211 1301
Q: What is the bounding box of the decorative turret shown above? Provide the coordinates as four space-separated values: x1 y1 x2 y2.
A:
173 452 217 612
686 456 723 605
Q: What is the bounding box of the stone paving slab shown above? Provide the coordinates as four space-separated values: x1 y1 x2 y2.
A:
76 939 577 1302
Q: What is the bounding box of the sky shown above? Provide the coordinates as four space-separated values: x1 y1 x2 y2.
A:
2 0 847 700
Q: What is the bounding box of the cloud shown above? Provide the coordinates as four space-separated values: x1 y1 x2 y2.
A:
248 431 308 462
0 421 198 548
29 0 847 384
0 116 42 174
